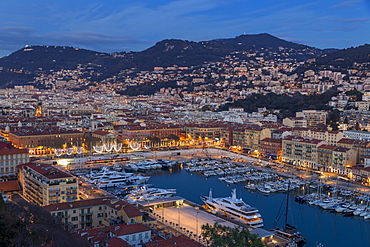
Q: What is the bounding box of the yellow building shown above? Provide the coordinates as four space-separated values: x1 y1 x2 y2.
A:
282 136 327 170
44 197 142 230
296 110 327 128
282 117 307 128
0 141 29 177
301 129 344 145
17 163 78 206
244 125 271 151
317 145 356 174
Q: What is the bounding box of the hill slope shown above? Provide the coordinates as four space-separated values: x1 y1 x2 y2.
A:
294 44 370 74
0 33 333 88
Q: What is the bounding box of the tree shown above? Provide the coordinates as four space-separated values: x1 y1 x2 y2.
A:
200 105 211 112
201 223 265 247
0 194 5 210
0 197 90 247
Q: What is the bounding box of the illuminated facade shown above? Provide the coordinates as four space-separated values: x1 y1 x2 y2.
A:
44 197 143 230
17 163 78 206
3 126 84 154
0 142 29 177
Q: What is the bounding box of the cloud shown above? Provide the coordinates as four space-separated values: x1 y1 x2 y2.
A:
0 25 153 57
331 1 362 8
45 30 153 52
333 17 370 22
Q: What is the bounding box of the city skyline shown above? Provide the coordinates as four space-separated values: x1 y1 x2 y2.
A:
1 0 370 58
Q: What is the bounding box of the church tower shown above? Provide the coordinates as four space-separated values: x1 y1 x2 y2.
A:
35 102 43 117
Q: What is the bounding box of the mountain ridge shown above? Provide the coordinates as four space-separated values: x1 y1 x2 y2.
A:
1 33 367 90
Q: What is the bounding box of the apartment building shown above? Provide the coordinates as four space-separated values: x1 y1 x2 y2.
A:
44 197 142 231
4 126 84 154
282 117 307 128
301 129 344 145
317 145 356 174
337 138 370 163
282 136 327 170
343 130 370 141
185 123 223 141
259 138 282 158
17 163 78 206
296 110 327 128
116 124 182 144
0 141 29 177
243 125 271 151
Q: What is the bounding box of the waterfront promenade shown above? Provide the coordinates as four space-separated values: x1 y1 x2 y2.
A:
146 201 287 247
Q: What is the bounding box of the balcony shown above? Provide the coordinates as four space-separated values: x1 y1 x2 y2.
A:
79 212 93 216
56 214 69 218
80 218 93 223
49 193 60 197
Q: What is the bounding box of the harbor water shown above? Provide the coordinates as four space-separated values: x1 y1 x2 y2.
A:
147 166 370 247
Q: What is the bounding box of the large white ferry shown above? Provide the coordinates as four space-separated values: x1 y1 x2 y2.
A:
201 188 264 228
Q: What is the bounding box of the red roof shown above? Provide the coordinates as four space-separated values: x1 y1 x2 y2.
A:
18 163 74 180
0 147 28 155
0 142 28 155
145 235 204 247
92 130 111 136
110 223 151 236
283 136 323 144
0 180 21 192
261 138 282 144
106 237 131 247
44 197 141 218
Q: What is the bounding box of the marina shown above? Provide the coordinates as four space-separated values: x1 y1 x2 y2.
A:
145 163 370 247
70 153 370 246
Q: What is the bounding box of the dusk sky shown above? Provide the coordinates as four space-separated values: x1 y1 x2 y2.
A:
0 0 370 58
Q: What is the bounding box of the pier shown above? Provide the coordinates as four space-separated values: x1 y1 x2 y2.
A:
135 196 288 246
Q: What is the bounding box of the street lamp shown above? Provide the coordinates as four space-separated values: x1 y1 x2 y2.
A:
162 198 164 223
195 207 199 241
178 202 181 231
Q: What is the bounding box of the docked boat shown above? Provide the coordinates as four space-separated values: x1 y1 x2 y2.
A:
123 185 176 203
201 188 264 228
270 224 307 247
270 181 306 247
97 172 150 188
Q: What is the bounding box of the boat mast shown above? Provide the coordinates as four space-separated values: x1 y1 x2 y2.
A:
285 180 290 228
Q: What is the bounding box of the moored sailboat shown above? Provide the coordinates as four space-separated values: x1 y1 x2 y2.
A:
270 181 307 246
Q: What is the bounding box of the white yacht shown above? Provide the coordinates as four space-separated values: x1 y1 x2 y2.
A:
201 188 264 228
124 185 176 203
97 172 150 188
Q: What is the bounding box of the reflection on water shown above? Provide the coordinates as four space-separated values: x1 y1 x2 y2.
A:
148 168 370 247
